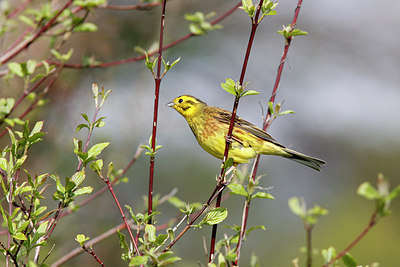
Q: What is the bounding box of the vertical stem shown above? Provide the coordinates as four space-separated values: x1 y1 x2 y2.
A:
148 0 167 223
6 178 13 267
234 0 305 264
306 226 312 267
209 1 264 263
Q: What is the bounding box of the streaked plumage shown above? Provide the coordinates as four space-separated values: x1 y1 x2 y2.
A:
167 95 325 171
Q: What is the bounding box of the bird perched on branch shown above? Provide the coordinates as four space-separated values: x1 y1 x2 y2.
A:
167 95 325 171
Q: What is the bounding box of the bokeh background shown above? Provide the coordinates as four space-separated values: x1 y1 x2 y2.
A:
1 0 400 266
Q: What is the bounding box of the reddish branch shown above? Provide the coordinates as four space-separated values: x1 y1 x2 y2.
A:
234 0 305 265
99 1 168 10
6 0 34 19
324 212 378 266
148 0 167 224
81 245 104 267
47 2 242 69
209 0 265 263
103 177 140 255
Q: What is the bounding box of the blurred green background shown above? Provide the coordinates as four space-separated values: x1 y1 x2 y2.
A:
1 0 400 266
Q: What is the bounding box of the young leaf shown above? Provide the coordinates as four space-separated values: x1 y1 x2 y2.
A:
342 253 357 267
201 207 228 225
87 142 110 159
145 224 156 243
71 170 85 188
129 255 149 266
357 182 380 200
288 197 306 217
75 234 90 246
74 186 93 196
251 192 274 199
227 183 248 197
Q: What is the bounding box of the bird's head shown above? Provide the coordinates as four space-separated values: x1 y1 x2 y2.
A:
167 95 207 119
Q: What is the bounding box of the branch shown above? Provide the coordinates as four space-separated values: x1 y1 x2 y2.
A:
324 212 378 266
47 1 241 69
234 0 305 265
147 0 167 224
59 146 144 219
99 0 171 10
210 0 264 263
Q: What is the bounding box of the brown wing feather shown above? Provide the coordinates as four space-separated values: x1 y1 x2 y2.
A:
206 106 285 148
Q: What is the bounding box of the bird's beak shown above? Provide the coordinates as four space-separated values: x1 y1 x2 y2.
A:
166 101 175 107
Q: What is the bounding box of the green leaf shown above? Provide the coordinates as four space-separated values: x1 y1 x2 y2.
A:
74 186 93 196
389 185 400 200
116 230 128 250
26 60 37 75
30 121 43 137
8 62 24 77
288 197 306 217
129 255 149 266
87 142 110 159
90 159 103 173
357 182 380 200
0 158 7 171
290 28 308 36
13 232 27 240
251 192 274 199
145 224 156 243
81 113 90 124
76 123 89 133
32 206 47 217
168 196 186 209
321 246 336 264
189 24 204 35
201 207 228 225
75 234 90 245
74 22 98 32
241 90 259 97
71 170 85 187
342 253 357 267
19 15 35 27
35 221 49 237
159 256 181 266
227 183 248 197
221 79 237 96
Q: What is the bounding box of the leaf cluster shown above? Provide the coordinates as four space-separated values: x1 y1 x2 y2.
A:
185 12 222 35
221 78 259 98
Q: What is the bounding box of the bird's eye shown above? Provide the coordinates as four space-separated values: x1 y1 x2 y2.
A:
178 98 183 103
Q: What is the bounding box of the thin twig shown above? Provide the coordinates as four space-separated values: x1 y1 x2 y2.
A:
165 171 235 252
45 2 242 70
101 175 140 255
59 146 144 219
324 212 378 267
6 0 34 19
51 188 177 266
99 0 171 10
0 0 74 64
81 245 105 266
51 223 127 267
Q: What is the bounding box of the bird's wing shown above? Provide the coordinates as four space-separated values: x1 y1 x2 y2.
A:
207 106 285 147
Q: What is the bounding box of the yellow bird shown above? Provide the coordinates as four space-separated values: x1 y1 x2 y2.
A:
167 95 325 171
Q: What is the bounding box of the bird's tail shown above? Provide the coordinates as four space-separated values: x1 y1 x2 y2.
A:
283 148 326 171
